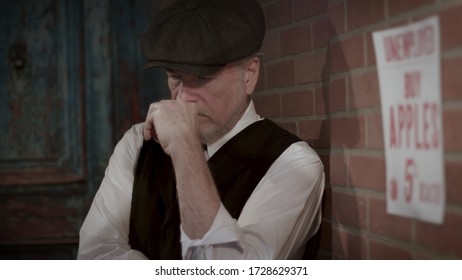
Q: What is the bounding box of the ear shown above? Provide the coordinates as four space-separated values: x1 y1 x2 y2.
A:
243 56 260 96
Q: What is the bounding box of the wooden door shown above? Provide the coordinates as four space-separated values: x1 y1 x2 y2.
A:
0 0 169 259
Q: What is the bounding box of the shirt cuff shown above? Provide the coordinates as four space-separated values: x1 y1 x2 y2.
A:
180 203 242 259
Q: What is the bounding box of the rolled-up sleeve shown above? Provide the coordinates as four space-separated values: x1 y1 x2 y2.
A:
181 141 325 260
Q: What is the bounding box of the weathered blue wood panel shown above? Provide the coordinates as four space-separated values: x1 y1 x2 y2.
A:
0 0 169 259
1 1 64 161
0 0 86 258
112 0 144 140
82 0 114 197
112 0 169 142
0 0 84 184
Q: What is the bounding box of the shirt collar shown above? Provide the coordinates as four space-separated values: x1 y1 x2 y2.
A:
206 100 262 158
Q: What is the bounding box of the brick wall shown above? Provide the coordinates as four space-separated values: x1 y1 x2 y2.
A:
254 0 462 259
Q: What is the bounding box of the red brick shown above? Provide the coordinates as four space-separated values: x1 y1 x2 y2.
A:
313 17 330 48
298 119 321 144
368 197 413 242
416 212 462 257
348 155 386 191
262 31 280 60
267 60 296 88
388 0 434 17
296 50 327 84
330 35 365 74
367 113 384 149
442 57 462 100
281 25 311 55
332 191 367 229
349 71 380 110
255 64 266 91
413 251 436 259
282 90 314 117
253 93 281 118
330 116 366 148
328 1 345 36
366 31 376 66
293 0 328 20
445 160 462 204
347 0 385 31
319 153 330 182
369 239 413 259
327 78 347 113
264 0 293 29
332 227 367 259
440 5 462 51
329 153 348 186
275 121 297 135
315 87 327 115
299 119 330 148
443 109 462 152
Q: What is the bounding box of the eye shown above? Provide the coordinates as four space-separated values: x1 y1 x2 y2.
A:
167 73 180 80
167 72 181 88
194 75 214 85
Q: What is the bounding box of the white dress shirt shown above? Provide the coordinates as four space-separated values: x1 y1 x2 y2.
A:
77 101 325 260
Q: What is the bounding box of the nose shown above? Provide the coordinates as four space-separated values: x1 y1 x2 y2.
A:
175 82 199 102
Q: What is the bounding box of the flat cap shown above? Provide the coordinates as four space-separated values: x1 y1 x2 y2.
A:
142 0 266 76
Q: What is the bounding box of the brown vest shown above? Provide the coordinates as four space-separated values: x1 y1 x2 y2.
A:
128 119 300 259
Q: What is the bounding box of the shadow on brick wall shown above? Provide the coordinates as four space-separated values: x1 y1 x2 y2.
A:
315 19 364 260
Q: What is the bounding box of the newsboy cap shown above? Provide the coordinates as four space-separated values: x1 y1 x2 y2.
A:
142 0 266 76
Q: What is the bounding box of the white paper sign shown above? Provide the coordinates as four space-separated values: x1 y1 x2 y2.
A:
373 16 445 224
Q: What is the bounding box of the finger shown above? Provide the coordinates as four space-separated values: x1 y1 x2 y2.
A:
144 103 158 141
143 120 153 141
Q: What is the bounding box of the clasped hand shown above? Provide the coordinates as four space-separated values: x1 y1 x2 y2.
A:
143 100 201 155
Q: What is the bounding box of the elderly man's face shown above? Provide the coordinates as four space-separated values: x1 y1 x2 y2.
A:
166 57 259 145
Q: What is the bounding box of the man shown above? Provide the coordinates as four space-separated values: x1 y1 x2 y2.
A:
78 0 324 259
